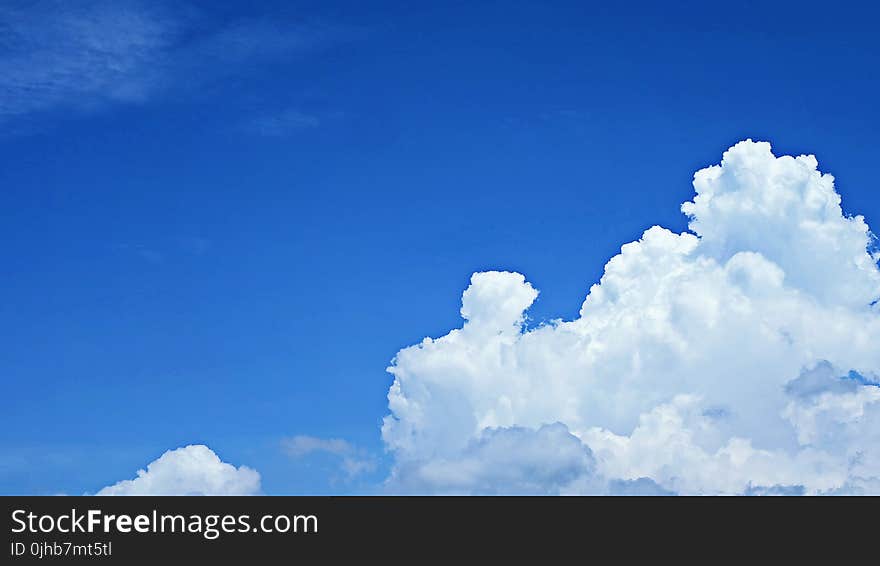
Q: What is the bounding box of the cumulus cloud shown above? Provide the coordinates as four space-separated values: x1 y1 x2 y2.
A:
388 423 598 494
97 445 260 495
382 140 880 494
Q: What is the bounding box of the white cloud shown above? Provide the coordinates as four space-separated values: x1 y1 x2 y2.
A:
388 423 598 494
383 140 880 494
97 445 260 495
281 435 376 479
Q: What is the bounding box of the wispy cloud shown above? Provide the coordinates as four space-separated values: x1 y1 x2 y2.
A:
242 109 320 137
281 435 377 479
0 1 356 124
111 236 212 263
0 1 177 119
111 243 165 264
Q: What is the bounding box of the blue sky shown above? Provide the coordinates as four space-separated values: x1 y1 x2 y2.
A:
2 1 879 495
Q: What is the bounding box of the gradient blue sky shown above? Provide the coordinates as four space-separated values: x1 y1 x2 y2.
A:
2 0 879 494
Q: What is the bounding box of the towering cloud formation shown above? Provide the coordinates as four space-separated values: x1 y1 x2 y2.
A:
98 445 261 495
383 140 880 494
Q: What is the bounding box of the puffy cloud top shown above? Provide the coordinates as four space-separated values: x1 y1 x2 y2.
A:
460 271 539 334
98 445 260 495
683 140 880 307
383 140 880 494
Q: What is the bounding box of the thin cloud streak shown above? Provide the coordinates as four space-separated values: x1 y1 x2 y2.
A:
282 435 377 480
0 1 358 123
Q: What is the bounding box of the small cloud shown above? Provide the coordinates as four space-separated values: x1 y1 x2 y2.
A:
97 445 260 495
111 243 164 264
281 435 376 479
282 435 353 457
112 236 211 262
242 109 320 137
